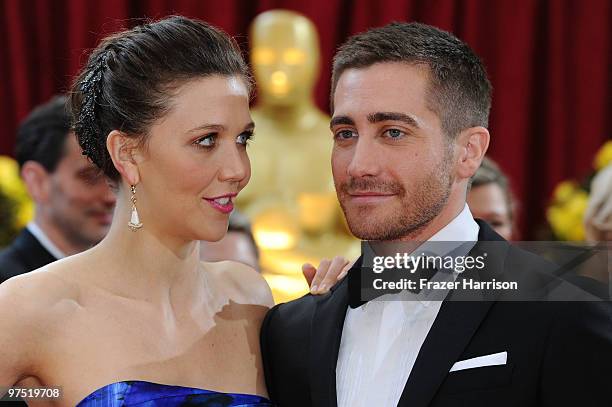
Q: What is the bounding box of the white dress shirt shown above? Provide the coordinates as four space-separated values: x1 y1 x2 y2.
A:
26 222 66 260
336 204 479 407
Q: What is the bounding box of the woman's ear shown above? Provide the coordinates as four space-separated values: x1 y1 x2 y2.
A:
455 126 490 179
106 130 141 185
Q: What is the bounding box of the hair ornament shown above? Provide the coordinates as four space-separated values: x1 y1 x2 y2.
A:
74 51 109 166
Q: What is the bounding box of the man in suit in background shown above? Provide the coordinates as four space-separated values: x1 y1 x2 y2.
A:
0 95 115 283
261 23 611 406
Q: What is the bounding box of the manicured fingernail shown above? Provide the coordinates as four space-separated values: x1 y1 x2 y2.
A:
310 284 318 293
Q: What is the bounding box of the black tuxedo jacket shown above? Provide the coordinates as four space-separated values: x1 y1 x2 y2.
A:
0 228 56 284
261 221 612 407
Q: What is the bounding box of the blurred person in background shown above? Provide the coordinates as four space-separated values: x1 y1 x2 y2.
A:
584 163 612 242
200 210 260 271
0 95 115 283
467 157 515 240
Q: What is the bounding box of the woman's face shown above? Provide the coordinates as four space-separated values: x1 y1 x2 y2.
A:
467 182 514 240
136 75 253 242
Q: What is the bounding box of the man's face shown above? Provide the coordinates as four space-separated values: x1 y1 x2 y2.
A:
331 62 455 240
45 135 115 248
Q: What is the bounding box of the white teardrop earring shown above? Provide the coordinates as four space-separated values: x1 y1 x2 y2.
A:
128 184 143 231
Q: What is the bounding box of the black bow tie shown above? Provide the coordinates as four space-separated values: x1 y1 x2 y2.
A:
348 257 440 308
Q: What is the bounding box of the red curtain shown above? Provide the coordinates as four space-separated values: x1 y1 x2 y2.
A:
1 0 610 238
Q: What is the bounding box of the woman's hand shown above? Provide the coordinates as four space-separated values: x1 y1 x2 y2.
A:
302 256 353 295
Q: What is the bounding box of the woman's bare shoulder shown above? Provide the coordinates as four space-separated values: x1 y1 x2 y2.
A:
0 256 89 386
202 260 274 308
0 256 84 322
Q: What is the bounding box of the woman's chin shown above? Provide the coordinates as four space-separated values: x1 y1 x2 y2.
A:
194 228 227 243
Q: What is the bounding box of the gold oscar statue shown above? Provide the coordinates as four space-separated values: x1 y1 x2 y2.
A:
238 10 359 302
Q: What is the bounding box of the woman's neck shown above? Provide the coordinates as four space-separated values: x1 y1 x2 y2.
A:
90 196 204 304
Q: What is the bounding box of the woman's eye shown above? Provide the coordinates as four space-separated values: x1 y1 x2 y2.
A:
195 134 216 148
385 129 404 139
335 129 355 140
236 131 253 146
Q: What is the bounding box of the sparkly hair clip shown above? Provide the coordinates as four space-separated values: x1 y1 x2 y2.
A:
75 52 109 166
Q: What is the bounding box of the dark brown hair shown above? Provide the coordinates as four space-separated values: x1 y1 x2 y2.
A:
70 16 251 181
16 95 71 172
331 22 492 138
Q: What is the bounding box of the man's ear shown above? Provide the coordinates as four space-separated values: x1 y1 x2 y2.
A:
20 161 51 204
455 126 490 179
106 130 142 185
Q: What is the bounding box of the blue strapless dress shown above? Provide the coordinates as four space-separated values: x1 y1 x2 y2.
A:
77 380 273 406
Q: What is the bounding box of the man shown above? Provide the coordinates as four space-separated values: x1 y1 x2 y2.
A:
0 95 115 283
260 23 611 406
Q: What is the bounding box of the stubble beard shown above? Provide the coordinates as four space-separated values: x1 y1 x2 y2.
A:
337 155 454 241
49 182 107 250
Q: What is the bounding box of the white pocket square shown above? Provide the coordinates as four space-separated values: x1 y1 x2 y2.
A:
449 351 507 372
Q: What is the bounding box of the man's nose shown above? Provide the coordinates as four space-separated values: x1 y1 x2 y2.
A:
347 137 381 178
100 184 116 207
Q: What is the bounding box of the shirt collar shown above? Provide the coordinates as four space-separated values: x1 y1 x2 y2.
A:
429 203 480 242
350 203 479 309
26 222 66 260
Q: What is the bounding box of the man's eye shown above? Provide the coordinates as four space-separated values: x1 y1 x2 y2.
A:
236 131 253 146
77 168 104 185
81 173 103 185
195 134 216 148
385 129 404 139
335 130 355 140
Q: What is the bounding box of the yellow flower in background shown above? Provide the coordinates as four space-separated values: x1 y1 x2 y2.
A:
566 189 588 213
593 140 612 171
551 180 579 204
0 156 33 228
565 191 587 241
546 206 568 237
547 183 587 241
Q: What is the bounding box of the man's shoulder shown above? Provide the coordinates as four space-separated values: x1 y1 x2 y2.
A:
269 291 319 324
0 243 21 266
504 244 608 301
0 238 29 282
0 228 55 283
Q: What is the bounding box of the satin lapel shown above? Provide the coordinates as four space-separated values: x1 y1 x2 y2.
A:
309 268 352 407
397 299 494 407
398 223 509 407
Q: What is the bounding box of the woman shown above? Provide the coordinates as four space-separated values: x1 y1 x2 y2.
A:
0 16 346 406
467 157 516 240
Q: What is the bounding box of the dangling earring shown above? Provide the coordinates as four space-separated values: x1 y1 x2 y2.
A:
128 184 143 231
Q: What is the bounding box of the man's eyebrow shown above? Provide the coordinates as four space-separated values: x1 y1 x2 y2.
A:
76 165 103 178
330 116 355 129
367 112 420 128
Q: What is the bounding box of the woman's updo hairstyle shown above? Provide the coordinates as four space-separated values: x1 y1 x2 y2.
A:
70 16 251 181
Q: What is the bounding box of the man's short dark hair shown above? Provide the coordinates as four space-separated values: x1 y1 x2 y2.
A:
15 95 71 172
331 22 492 138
